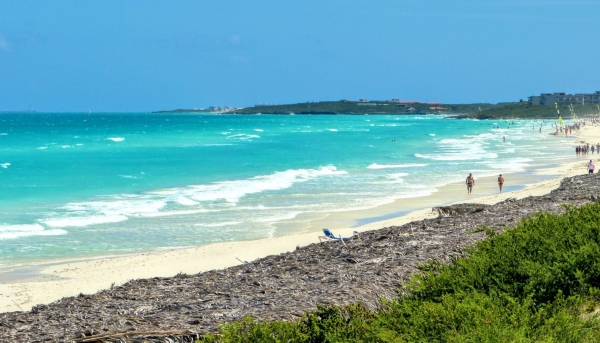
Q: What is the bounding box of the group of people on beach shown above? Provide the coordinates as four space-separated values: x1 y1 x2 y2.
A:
464 117 600 195
465 173 504 195
576 143 600 156
557 123 580 136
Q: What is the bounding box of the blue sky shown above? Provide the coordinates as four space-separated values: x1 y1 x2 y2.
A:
0 1 599 112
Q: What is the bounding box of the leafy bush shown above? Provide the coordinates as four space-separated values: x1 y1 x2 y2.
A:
199 204 600 342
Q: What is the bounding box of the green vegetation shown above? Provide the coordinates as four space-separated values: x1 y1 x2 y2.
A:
229 101 497 115
199 203 600 342
457 103 600 120
157 101 600 119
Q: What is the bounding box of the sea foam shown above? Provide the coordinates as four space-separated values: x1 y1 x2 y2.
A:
368 163 427 169
41 215 129 228
179 166 347 204
0 224 67 240
227 134 260 140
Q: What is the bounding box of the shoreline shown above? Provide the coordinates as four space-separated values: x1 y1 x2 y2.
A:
5 162 600 342
0 123 598 313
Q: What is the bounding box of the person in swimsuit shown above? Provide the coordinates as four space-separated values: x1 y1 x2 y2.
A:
466 173 475 194
498 174 504 193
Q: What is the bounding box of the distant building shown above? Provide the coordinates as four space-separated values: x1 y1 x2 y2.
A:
528 92 600 106
359 99 368 102
390 99 400 102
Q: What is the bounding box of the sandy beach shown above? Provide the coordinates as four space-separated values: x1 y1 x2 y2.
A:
1 122 599 314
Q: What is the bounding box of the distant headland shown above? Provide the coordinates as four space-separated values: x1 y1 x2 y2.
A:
154 92 600 119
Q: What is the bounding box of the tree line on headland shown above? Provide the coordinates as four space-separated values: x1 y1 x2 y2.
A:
156 101 600 119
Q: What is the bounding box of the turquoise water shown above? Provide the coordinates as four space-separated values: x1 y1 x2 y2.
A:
0 113 573 266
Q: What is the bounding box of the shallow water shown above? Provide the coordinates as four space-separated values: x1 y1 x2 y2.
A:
0 113 573 266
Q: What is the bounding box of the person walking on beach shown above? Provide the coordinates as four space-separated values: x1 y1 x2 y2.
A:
466 173 475 194
498 174 504 193
588 160 595 174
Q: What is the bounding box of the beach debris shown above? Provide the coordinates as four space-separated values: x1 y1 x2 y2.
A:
2 173 600 342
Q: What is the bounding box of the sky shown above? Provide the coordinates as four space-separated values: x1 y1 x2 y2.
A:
0 1 599 112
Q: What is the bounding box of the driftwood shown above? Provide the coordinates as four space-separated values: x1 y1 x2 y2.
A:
1 173 600 342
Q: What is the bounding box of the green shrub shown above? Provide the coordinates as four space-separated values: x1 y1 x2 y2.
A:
199 203 600 342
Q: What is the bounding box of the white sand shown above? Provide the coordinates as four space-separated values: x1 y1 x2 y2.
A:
1 122 598 313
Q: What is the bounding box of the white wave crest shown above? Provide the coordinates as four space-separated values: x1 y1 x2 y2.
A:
415 135 498 161
0 224 67 240
175 196 198 206
153 166 348 204
415 152 498 161
487 157 533 173
227 134 260 140
38 198 167 228
386 172 408 183
62 199 166 216
41 215 128 228
252 211 302 223
107 137 125 142
0 163 10 169
140 209 210 218
199 221 244 227
367 163 427 169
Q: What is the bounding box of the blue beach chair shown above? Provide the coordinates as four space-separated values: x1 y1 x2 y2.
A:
319 228 356 246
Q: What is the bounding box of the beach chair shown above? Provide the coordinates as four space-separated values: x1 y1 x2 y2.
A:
319 228 356 246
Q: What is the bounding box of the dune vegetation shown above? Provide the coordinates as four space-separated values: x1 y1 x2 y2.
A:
200 203 600 342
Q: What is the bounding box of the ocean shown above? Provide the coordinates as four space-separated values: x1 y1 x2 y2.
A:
0 113 574 267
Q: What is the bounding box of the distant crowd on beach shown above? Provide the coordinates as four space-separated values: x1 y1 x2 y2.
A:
576 143 600 156
466 116 600 195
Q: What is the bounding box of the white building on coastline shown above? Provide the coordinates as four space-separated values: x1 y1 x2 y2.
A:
528 91 600 106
